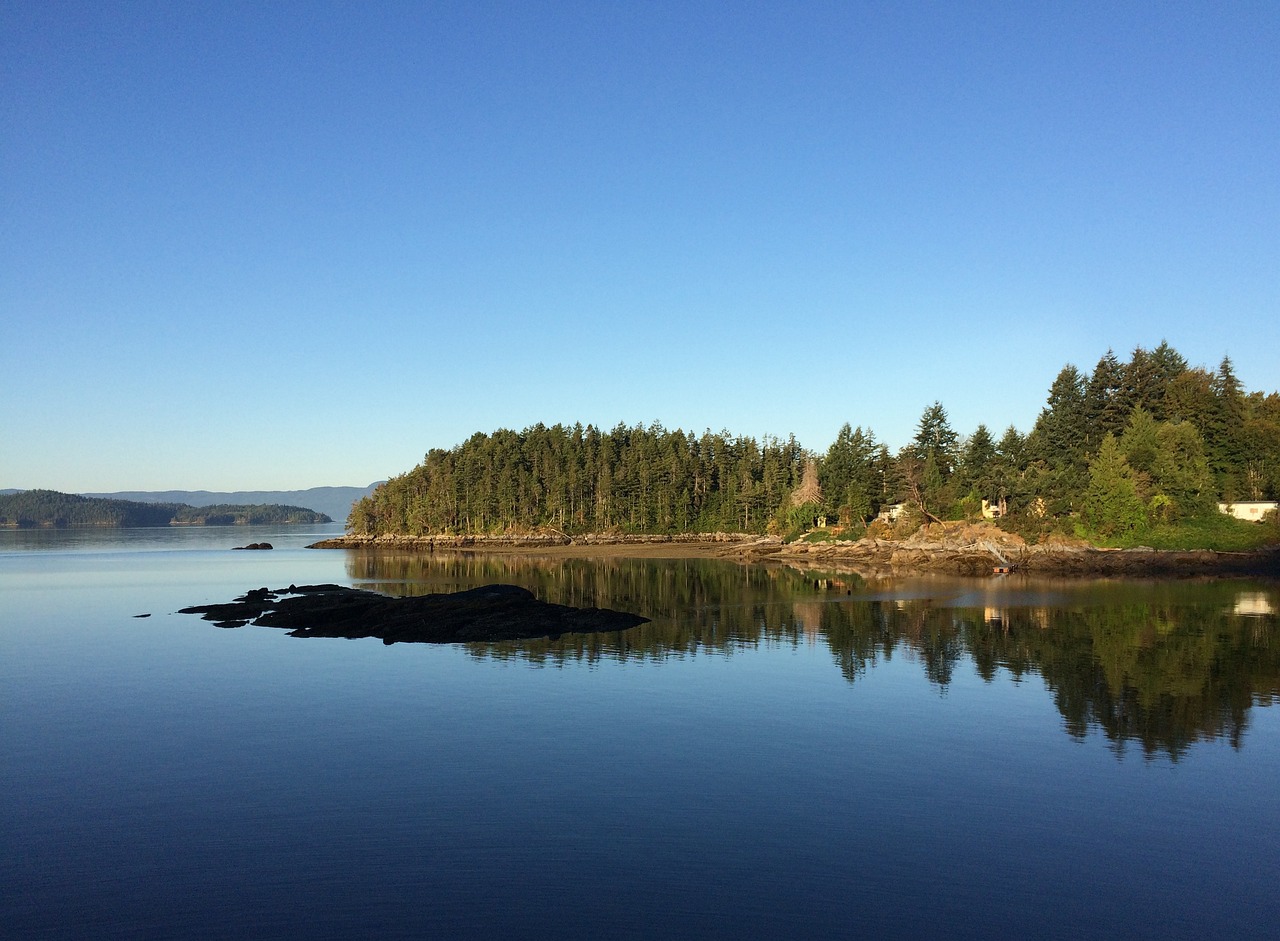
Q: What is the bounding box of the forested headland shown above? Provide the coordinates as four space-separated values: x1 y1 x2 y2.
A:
350 342 1280 550
0 490 331 528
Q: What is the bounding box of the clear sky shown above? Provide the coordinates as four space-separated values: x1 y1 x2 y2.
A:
3 1 1277 491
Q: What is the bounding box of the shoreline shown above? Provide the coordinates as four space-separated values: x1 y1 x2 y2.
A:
308 531 1280 578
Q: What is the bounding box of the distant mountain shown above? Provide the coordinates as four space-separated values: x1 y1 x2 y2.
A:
77 484 383 523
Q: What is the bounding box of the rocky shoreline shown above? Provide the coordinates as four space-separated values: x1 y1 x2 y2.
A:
307 525 1280 578
307 531 756 550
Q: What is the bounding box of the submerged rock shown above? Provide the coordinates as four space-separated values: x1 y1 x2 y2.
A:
178 583 649 644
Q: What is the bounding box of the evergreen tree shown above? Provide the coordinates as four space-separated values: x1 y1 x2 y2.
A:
911 402 959 476
1119 407 1161 478
1027 365 1088 512
1150 421 1215 519
1081 434 1147 537
989 425 1026 516
1030 365 1088 466
1083 349 1126 448
1208 355 1247 497
819 424 879 525
960 424 998 498
1149 340 1189 417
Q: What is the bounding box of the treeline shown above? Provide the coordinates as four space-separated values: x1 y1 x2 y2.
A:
171 503 331 525
0 490 331 528
350 426 814 535
351 342 1280 541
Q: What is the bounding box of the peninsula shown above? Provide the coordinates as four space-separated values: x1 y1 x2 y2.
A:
337 344 1278 561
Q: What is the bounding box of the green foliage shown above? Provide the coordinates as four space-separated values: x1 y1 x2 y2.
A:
1080 435 1147 537
1095 511 1279 552
819 424 880 525
170 504 330 525
911 402 959 478
1083 348 1127 448
1119 406 1161 474
350 423 808 537
0 490 329 527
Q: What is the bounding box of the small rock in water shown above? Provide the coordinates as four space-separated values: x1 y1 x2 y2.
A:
232 543 273 550
133 613 151 618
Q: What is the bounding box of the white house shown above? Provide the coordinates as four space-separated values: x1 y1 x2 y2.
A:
876 503 907 524
1218 501 1279 522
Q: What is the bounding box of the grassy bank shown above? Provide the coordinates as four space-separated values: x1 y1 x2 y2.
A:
1082 513 1280 552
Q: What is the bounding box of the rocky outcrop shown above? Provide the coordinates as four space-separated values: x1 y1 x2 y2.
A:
232 542 273 550
178 583 649 643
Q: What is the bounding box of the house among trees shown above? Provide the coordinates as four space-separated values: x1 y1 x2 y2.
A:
1218 501 1279 523
876 503 907 524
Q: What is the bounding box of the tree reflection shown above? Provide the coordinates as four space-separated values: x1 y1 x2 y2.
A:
343 551 1279 758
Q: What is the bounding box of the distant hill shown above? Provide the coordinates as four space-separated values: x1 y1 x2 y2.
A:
78 484 382 523
0 490 332 528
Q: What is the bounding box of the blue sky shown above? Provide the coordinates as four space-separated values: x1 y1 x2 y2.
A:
3 1 1277 491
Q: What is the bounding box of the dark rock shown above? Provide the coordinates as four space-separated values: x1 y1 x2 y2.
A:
232 543 273 550
133 613 151 618
179 583 649 643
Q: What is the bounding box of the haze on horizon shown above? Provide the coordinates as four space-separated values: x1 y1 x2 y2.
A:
3 1 1277 493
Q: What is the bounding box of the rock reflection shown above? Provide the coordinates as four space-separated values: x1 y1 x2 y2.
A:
344 551 1279 758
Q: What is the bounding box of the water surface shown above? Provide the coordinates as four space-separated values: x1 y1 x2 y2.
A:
2 528 1277 939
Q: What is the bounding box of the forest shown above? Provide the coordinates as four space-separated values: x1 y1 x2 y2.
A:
0 490 331 528
349 342 1280 547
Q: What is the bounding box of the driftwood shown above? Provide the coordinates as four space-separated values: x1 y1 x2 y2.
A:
179 583 648 644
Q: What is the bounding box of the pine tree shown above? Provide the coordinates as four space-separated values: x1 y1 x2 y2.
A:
960 424 997 497
1081 434 1147 537
1030 365 1087 466
911 402 959 477
1083 349 1126 448
1208 355 1247 497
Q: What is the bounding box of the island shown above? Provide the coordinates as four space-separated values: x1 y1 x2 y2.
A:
0 490 331 527
179 583 649 643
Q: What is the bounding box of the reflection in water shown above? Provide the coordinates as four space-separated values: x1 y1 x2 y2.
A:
345 550 1280 759
1235 592 1275 616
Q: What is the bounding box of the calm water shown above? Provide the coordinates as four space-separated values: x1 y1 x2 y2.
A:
2 526 1278 940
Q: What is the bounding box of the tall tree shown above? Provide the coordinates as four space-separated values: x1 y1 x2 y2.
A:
1030 365 1088 467
1150 421 1215 518
960 424 998 497
1200 356 1247 499
1081 434 1146 537
911 402 959 477
820 424 879 525
1149 340 1189 417
1083 349 1126 448
1027 364 1089 512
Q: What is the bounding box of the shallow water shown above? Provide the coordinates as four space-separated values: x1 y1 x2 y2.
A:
2 527 1277 939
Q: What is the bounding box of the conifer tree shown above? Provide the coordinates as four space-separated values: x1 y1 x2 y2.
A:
1081 434 1147 537
1084 349 1126 448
